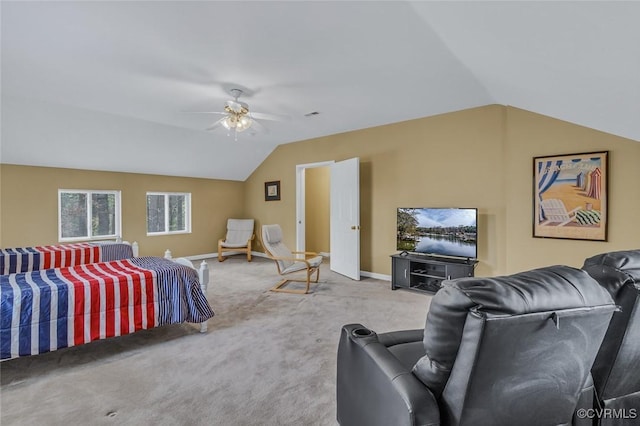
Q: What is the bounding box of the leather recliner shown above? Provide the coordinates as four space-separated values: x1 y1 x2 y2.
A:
583 249 640 425
337 265 617 426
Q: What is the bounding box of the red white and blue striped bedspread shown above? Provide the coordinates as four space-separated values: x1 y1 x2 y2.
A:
0 242 134 275
0 257 214 360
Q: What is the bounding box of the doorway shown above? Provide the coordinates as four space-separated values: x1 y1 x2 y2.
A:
305 166 331 256
296 158 361 280
296 161 333 254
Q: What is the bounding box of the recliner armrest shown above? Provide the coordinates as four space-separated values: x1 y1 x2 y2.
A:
378 329 424 347
337 324 440 426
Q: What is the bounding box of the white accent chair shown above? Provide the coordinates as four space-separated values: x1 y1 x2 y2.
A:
261 224 323 294
218 219 255 262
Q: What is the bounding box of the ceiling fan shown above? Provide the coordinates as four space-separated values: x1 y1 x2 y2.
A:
187 88 283 140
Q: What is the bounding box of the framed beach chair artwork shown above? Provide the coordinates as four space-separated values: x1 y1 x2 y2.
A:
533 151 608 241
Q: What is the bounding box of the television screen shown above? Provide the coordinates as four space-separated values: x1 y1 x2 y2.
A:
397 208 477 259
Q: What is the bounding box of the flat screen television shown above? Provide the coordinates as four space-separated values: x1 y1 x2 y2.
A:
397 207 478 259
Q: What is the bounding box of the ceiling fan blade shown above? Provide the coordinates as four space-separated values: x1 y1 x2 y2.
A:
182 111 227 115
206 117 227 131
250 112 291 121
250 118 270 134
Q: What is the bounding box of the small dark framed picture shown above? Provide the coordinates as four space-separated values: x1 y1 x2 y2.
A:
265 181 281 201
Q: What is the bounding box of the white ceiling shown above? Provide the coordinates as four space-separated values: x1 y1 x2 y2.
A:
2 1 639 181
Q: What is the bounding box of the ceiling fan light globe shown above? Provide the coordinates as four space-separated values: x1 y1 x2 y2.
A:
236 116 253 132
201 89 258 136
222 116 235 130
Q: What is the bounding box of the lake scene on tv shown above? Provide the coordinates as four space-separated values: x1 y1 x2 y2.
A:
397 208 477 258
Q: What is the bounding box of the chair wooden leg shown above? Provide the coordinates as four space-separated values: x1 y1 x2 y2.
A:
247 250 252 262
218 240 226 262
270 279 310 294
269 267 319 294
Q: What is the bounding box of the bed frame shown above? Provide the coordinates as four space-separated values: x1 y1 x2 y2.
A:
164 250 210 333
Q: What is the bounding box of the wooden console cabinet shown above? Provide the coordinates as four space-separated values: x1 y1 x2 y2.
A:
391 253 477 294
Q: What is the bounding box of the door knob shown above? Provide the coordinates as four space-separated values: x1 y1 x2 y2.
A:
351 225 360 230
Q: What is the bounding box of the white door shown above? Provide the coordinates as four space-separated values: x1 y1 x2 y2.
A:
330 157 360 280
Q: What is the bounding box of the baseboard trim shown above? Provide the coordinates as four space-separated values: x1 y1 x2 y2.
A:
361 271 391 281
186 251 269 261
186 253 217 261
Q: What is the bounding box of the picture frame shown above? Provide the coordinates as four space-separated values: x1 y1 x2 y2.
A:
533 151 608 241
264 180 281 201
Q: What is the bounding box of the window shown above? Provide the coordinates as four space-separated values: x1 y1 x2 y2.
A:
59 190 121 241
146 192 191 235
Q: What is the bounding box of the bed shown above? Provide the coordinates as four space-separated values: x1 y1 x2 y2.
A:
0 241 139 275
0 256 213 360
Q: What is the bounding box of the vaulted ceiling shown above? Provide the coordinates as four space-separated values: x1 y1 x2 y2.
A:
2 1 639 181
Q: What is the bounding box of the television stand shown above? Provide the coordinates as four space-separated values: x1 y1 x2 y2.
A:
390 253 478 294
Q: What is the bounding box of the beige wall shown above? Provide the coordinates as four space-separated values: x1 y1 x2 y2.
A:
2 106 638 276
246 106 507 277
0 165 245 258
305 166 330 253
245 105 639 277
503 107 640 272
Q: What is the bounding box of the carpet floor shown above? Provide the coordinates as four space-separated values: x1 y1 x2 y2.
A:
0 256 432 426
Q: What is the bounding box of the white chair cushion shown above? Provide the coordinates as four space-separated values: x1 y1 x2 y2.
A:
281 255 323 274
228 219 254 231
262 224 324 273
224 219 254 246
220 241 250 249
262 224 283 244
262 224 294 270
307 256 323 268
